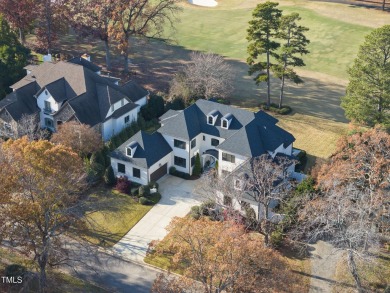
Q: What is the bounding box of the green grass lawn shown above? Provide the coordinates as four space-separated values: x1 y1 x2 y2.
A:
0 248 108 293
37 0 389 167
81 184 161 247
163 0 376 79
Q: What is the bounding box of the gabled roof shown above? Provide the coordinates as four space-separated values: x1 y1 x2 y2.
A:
158 99 295 157
105 102 138 121
0 82 40 121
159 109 181 121
35 77 68 103
68 57 101 72
5 58 148 127
120 81 149 103
110 131 172 169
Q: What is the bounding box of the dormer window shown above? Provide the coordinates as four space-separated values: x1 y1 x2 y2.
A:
221 113 233 129
126 148 132 157
126 142 137 158
207 110 218 126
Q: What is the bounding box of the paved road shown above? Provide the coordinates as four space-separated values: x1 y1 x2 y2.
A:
111 175 200 263
65 241 159 292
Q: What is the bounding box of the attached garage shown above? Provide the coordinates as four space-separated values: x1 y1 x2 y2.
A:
150 163 168 182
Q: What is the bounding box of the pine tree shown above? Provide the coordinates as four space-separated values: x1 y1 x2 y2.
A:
341 25 390 128
273 12 309 108
0 16 29 99
104 166 116 186
247 1 282 108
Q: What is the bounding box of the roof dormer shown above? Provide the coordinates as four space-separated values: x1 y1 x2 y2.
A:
221 113 233 129
207 110 218 126
126 141 138 158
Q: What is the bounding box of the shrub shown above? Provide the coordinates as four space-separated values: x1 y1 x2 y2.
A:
192 153 202 176
259 102 292 115
190 205 201 220
165 97 185 111
169 166 176 175
200 200 216 216
139 196 150 205
295 176 315 195
90 162 105 179
90 151 105 167
100 146 111 167
141 94 165 120
104 166 116 186
244 207 258 230
270 229 284 248
148 181 159 189
115 176 131 194
295 149 307 172
139 185 150 197
5 264 26 277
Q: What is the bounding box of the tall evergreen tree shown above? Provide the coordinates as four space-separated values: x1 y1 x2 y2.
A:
273 13 309 108
0 16 30 99
247 1 282 108
341 25 390 128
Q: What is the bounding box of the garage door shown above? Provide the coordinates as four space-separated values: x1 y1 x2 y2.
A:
150 163 168 182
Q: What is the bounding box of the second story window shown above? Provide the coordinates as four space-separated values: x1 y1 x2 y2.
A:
174 139 186 149
211 138 219 146
124 115 130 124
44 101 51 111
191 139 196 149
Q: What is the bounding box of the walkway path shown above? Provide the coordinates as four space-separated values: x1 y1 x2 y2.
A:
111 175 200 263
309 241 343 293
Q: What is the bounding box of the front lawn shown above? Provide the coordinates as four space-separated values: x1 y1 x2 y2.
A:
81 184 161 247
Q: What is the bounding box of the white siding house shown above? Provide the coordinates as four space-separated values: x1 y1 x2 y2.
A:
110 99 297 185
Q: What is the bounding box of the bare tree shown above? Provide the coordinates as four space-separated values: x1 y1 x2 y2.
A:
17 113 49 140
296 185 384 293
238 155 294 246
294 128 390 293
196 154 294 247
170 52 233 102
109 0 182 73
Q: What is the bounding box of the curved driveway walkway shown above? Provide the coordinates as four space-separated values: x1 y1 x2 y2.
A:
111 175 200 263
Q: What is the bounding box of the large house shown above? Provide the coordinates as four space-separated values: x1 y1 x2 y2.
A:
110 99 296 185
0 56 148 140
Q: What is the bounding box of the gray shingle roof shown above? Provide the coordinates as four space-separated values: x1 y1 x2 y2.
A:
120 81 149 103
68 57 101 72
106 102 138 121
158 99 295 157
159 109 180 121
5 59 147 127
110 131 172 168
36 77 68 103
0 82 40 121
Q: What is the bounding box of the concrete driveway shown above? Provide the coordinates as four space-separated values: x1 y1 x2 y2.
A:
111 175 200 263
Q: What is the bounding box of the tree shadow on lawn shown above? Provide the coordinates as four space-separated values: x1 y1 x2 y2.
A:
55 33 348 123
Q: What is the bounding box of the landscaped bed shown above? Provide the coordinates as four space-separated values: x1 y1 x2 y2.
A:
81 184 161 247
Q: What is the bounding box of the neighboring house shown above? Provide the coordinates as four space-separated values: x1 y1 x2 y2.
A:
0 55 148 140
110 99 295 185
